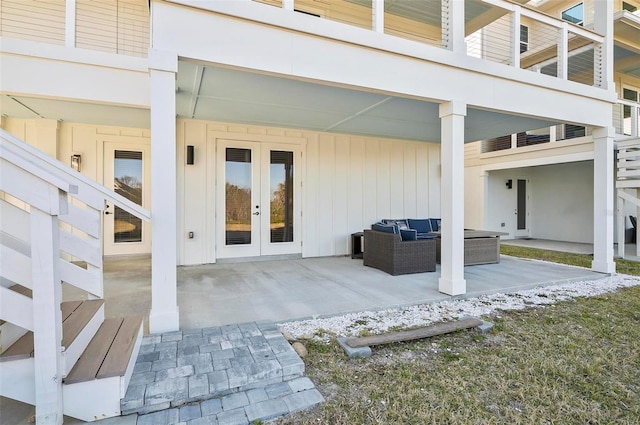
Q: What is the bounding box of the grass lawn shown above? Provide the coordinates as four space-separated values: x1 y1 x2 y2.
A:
277 247 640 424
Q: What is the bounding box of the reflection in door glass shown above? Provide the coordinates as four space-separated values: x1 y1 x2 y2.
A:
270 151 294 243
225 148 252 245
114 151 143 243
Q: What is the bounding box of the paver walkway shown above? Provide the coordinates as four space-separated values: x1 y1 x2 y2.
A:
121 321 323 424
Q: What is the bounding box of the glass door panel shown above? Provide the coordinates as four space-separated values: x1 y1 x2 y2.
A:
225 148 253 246
216 141 261 258
104 143 150 256
114 150 143 243
269 150 294 243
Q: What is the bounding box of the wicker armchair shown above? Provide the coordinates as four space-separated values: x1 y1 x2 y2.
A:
363 230 436 275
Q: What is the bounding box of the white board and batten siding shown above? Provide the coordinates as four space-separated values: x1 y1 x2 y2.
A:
177 119 441 265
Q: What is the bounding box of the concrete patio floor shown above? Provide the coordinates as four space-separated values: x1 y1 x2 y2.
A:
65 250 609 334
2 243 625 424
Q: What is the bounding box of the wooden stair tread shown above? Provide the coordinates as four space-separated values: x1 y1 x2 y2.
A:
0 300 102 361
64 318 122 384
0 332 33 361
97 315 143 379
61 299 103 348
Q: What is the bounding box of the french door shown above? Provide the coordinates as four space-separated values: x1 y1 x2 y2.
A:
216 140 301 259
103 143 151 255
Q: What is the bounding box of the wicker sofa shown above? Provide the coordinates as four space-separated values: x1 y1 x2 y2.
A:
363 229 436 275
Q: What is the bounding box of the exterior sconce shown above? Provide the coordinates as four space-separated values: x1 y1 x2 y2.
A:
186 145 195 165
506 179 513 189
71 154 81 172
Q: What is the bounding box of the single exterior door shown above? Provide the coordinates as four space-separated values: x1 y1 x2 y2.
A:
514 178 530 238
216 140 301 259
103 144 151 255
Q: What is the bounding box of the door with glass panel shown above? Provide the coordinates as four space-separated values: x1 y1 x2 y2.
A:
103 144 151 255
216 140 301 259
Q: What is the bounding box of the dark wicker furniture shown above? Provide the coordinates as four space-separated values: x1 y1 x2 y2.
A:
434 230 507 266
363 230 436 275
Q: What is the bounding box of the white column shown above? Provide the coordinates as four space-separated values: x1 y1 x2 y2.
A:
65 0 76 47
593 0 614 90
616 193 625 258
31 198 64 425
442 0 466 53
372 0 384 33
439 101 466 295
510 6 521 68
283 0 294 11
149 49 180 333
592 126 615 273
557 23 568 80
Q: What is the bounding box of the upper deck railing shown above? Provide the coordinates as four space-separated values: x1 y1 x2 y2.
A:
0 0 149 57
254 0 607 88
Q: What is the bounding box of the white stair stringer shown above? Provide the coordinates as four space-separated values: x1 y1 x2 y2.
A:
63 320 143 422
0 357 35 405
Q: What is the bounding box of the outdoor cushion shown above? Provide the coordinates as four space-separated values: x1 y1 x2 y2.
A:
408 219 432 234
400 229 417 241
416 233 436 240
429 218 441 232
372 222 398 234
382 219 409 230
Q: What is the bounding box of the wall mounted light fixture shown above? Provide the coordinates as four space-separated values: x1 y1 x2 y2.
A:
71 154 81 172
506 179 513 189
186 145 195 165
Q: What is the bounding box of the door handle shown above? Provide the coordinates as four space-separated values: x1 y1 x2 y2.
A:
253 212 260 216
105 211 112 215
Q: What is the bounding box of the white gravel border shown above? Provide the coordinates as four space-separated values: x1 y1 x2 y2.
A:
277 274 640 341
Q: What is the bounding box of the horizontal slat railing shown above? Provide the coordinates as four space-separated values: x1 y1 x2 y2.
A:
0 286 34 332
1 130 150 222
616 137 640 190
0 243 32 290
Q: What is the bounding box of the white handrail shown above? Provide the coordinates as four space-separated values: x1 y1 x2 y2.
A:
0 129 150 221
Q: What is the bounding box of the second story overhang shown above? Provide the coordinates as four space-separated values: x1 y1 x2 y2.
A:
155 0 616 139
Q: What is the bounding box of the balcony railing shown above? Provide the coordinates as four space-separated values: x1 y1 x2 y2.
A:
254 0 606 88
614 99 640 138
0 0 149 57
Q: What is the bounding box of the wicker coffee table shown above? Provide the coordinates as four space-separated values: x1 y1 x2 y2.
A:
433 230 508 266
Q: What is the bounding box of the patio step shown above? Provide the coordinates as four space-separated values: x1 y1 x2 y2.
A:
0 299 104 375
121 321 324 424
63 315 143 421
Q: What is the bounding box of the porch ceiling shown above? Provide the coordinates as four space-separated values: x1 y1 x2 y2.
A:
0 62 560 141
176 61 558 143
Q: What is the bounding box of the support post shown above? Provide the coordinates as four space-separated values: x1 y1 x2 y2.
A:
65 0 76 48
31 196 64 425
510 6 521 68
149 49 180 333
592 126 615 273
372 0 384 33
557 23 568 80
616 193 625 258
593 0 614 90
441 0 466 53
283 0 294 11
439 101 466 295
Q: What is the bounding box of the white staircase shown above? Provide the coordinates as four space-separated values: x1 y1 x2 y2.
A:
616 137 640 258
0 129 150 424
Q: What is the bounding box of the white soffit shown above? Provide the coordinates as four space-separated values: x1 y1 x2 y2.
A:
176 61 559 143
